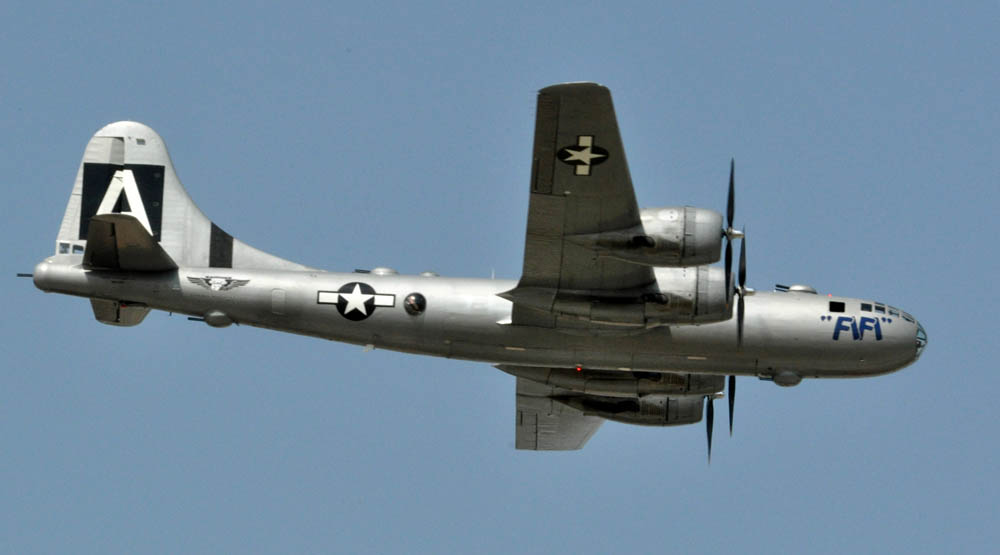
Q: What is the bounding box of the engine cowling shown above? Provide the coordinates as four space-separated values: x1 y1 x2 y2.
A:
505 265 732 327
646 265 731 324
499 366 724 398
560 395 705 427
565 206 723 267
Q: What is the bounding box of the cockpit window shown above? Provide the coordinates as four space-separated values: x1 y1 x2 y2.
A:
902 312 915 323
72 244 84 254
59 242 70 254
860 303 872 312
889 309 899 316
874 305 886 314
829 301 845 312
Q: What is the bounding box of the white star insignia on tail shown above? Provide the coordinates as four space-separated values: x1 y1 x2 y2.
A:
557 136 609 176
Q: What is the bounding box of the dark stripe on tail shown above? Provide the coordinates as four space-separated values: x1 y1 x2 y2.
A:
209 223 233 268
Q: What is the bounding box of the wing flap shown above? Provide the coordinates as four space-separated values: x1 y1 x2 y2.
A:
530 92 558 195
515 378 603 450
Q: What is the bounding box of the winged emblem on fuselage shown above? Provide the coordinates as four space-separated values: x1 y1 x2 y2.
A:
187 276 250 292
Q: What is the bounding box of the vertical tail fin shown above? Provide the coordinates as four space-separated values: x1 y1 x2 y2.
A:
55 121 309 271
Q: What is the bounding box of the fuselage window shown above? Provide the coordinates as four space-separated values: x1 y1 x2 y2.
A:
829 301 845 312
860 303 872 312
404 293 427 315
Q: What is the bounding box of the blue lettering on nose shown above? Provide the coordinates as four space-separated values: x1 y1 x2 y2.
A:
857 317 884 341
859 317 874 340
833 316 854 340
833 316 884 341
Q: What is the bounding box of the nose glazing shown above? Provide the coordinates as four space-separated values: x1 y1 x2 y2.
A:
915 320 928 359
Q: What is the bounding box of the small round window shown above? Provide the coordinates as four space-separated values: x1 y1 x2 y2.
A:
404 293 427 315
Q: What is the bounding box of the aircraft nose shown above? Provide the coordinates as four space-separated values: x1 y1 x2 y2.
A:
915 319 928 360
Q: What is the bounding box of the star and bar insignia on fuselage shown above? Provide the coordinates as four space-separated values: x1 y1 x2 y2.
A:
317 282 395 321
557 135 609 176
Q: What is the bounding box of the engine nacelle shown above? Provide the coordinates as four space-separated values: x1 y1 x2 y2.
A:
560 395 705 427
499 366 724 398
565 206 723 267
505 265 731 327
647 266 731 324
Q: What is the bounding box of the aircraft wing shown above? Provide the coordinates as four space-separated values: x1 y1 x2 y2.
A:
515 378 604 451
509 367 721 450
504 83 655 327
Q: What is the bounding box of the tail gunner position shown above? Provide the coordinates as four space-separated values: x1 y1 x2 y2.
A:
31 83 927 454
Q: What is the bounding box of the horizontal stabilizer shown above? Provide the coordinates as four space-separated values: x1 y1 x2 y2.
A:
83 214 177 271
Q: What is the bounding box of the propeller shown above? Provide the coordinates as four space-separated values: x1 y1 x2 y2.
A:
705 395 714 464
722 159 747 439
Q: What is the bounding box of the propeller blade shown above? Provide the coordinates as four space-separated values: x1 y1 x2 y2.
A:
737 234 746 348
738 233 747 289
706 396 714 463
737 292 745 348
727 159 735 229
724 239 732 302
724 160 736 304
728 375 736 436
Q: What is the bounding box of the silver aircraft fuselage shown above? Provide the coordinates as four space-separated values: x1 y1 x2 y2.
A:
33 256 924 381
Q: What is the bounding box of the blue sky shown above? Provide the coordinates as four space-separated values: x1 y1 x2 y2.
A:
2 2 997 553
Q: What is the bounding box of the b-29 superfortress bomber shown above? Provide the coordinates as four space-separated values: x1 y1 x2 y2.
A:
31 83 927 455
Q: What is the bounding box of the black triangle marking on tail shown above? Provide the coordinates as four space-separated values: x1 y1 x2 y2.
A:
112 190 131 212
